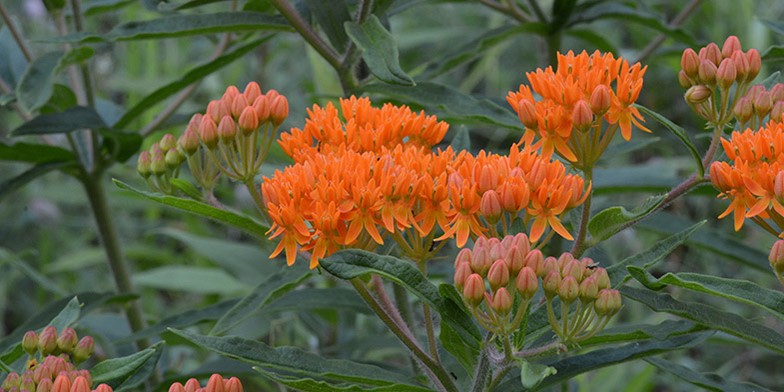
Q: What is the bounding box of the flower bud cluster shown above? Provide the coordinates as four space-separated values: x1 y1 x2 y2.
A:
137 82 287 197
167 374 244 392
1 328 109 392
137 133 185 194
453 234 620 344
733 84 784 131
680 36 761 125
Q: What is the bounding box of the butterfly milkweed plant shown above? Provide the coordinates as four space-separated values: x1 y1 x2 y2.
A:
3 1 784 391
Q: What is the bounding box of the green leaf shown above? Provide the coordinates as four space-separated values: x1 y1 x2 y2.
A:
345 15 414 86
15 48 94 112
120 299 240 343
263 287 370 314
450 125 471 151
320 249 481 352
645 357 774 392
170 178 203 200
114 37 269 129
255 368 432 392
519 360 557 389
47 297 82 331
564 28 616 52
635 104 704 176
113 344 163 391
762 19 784 37
762 45 784 63
169 329 427 389
587 194 666 244
211 263 310 334
306 0 352 50
0 142 75 164
527 332 710 390
628 267 784 321
0 162 76 201
0 249 67 296
581 319 703 347
54 12 291 43
113 179 268 237
621 286 784 355
91 343 163 387
363 82 520 130
571 3 695 45
438 284 479 371
13 106 107 136
98 129 142 163
81 0 135 15
133 266 251 295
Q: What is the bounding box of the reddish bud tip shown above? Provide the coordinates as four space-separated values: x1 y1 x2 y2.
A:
769 240 784 275
150 146 167 175
721 36 742 58
716 58 737 90
51 374 70 392
463 274 486 307
515 266 538 299
698 59 717 85
487 259 510 291
701 42 722 65
558 275 579 304
178 129 200 156
72 336 94 364
578 275 599 302
206 374 225 392
681 48 700 78
453 261 473 292
594 289 622 316
238 106 259 135
542 269 561 299
572 100 593 131
489 287 513 315
224 377 243 392
222 85 240 103
217 115 237 142
55 328 77 354
733 96 753 124
231 95 249 119
243 82 262 103
168 383 186 392
747 49 761 81
22 331 38 356
253 95 271 123
184 379 201 392
36 378 53 392
754 91 773 117
589 84 612 116
199 117 219 149
38 327 58 356
159 134 177 152
479 190 502 223
270 96 289 126
70 376 90 392
93 385 113 392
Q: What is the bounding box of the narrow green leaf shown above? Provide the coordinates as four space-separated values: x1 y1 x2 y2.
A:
320 249 481 351
98 129 142 163
47 297 82 331
255 368 432 392
15 48 94 112
587 194 667 244
564 28 617 52
645 357 773 392
438 284 479 371
622 286 784 355
170 178 203 200
363 82 520 130
306 0 352 50
0 249 67 296
762 45 784 63
120 299 240 343
211 263 310 334
170 329 427 388
114 345 163 391
113 179 268 237
628 267 784 321
762 19 784 36
54 12 291 43
114 37 268 129
82 0 135 15
572 3 695 45
581 319 703 347
13 106 107 135
0 162 75 201
91 343 163 387
0 142 75 164
528 332 710 390
450 125 471 152
345 15 415 86
263 287 370 314
133 266 251 295
635 104 703 176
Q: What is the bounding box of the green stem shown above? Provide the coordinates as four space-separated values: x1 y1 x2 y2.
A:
570 168 593 258
269 0 341 71
515 340 565 358
470 344 491 392
418 260 441 364
485 363 514 392
0 2 33 62
82 175 149 347
392 283 419 375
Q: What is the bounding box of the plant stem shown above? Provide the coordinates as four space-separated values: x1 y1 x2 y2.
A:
485 363 514 392
635 0 704 63
82 175 149 347
268 0 341 71
470 344 491 392
70 0 95 108
514 340 564 358
0 2 33 62
418 260 441 365
392 283 420 375
350 278 458 392
570 168 593 257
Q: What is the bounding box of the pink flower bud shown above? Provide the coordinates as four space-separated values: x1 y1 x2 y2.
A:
505 246 525 276
697 59 717 85
159 134 177 153
453 261 472 292
454 248 472 268
560 258 583 282
541 256 558 278
515 266 538 299
36 378 53 392
594 289 621 316
772 84 784 102
56 328 77 354
462 274 486 307
72 337 94 364
589 84 611 115
700 42 722 65
243 82 261 103
150 146 167 175
731 51 749 81
516 99 538 129
2 372 19 389
524 249 544 276
184 379 201 392
70 376 90 392
677 70 693 88
733 96 753 124
684 85 711 104
224 377 243 392
769 240 784 275
206 374 225 392
572 100 593 132
199 116 219 149
479 190 502 222
222 85 240 103
51 374 70 392
231 95 249 119
178 129 200 156
593 267 611 290
558 275 579 304
19 376 35 391
747 49 761 81
168 383 186 392
578 275 599 302
22 331 38 356
680 48 700 78
137 151 152 178
470 245 492 276
754 91 773 118
238 106 259 136
217 115 237 142
772 101 784 122
38 327 58 356
489 288 513 315
34 362 53 384
253 95 271 123
487 259 510 291
93 384 113 392
716 58 737 90
270 95 289 126
721 36 742 58
542 269 561 299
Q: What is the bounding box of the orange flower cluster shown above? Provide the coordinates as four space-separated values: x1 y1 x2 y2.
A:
711 120 784 235
507 50 649 167
262 97 589 268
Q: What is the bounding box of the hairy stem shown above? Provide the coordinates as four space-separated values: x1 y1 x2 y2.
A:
570 168 593 257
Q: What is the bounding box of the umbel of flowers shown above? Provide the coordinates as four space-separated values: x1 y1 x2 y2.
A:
454 234 620 347
261 96 590 268
506 50 650 171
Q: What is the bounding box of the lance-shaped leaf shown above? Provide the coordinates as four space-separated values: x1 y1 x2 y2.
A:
587 193 667 244
0 162 76 201
345 15 415 86
15 48 94 112
13 106 107 136
0 142 75 164
91 343 163 388
306 0 352 50
635 104 703 176
645 357 773 392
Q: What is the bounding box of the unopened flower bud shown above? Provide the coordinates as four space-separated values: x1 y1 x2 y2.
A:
579 275 599 302
480 190 502 222
270 95 289 126
772 101 784 122
222 85 240 103
747 49 761 81
206 374 225 392
769 240 784 275
470 245 492 276
716 58 737 90
558 275 579 304
593 267 611 290
515 266 538 299
217 116 237 142
542 269 561 299
681 48 700 78
178 129 200 156
165 148 184 169
698 59 717 85
701 42 722 65
454 248 472 268
772 84 784 102
150 146 167 175
685 85 711 104
238 106 259 136
168 383 186 392
489 288 513 315
184 379 201 392
453 261 473 292
199 117 219 149
159 134 177 153
506 246 525 275
244 82 261 103
253 95 271 123
541 256 558 278
2 372 19 389
516 99 538 129
93 384 113 392
487 259 510 291
137 151 152 179
52 374 70 392
38 327 58 356
224 377 243 392
589 84 611 115
19 377 35 391
524 249 544 276
572 100 593 132
36 378 53 392
754 91 773 117
721 36 742 58
594 289 621 316
678 70 693 88
731 51 749 81
463 274 486 307
72 337 94 364
733 96 753 124
231 95 249 119
265 89 280 101
56 328 77 354
70 376 90 392
22 331 38 356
